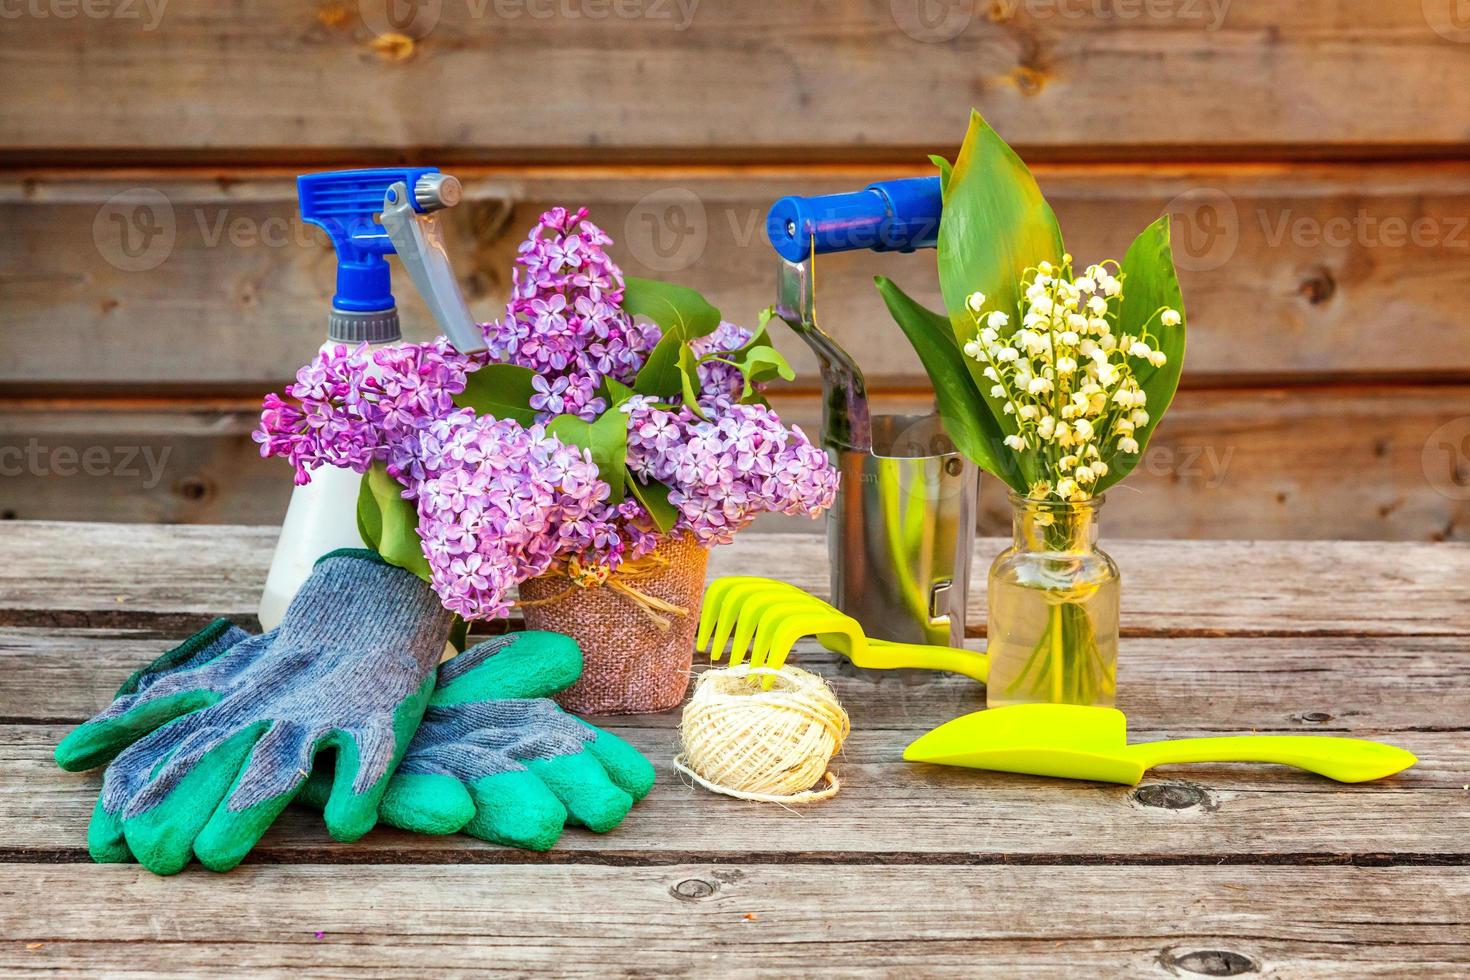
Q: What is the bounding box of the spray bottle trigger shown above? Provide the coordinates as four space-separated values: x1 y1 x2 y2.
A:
381 177 488 355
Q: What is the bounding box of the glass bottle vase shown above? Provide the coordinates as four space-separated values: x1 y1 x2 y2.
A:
986 493 1120 708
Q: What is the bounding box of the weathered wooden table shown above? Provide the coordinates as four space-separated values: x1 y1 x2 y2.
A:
2 522 1467 976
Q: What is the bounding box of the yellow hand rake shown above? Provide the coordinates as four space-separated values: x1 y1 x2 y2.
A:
697 576 988 683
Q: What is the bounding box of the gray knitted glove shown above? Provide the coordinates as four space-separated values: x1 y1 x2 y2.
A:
55 549 453 875
352 633 656 850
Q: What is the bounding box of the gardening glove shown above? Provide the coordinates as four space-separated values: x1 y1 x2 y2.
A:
54 548 453 875
303 631 656 851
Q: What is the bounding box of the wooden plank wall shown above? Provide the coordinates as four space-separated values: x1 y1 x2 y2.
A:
1 1 1468 539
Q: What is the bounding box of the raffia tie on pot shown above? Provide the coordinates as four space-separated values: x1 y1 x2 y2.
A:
516 534 708 715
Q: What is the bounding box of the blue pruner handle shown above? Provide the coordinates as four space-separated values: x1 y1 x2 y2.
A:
766 176 943 263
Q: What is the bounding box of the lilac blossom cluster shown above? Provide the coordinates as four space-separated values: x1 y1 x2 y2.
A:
410 410 613 620
483 207 659 422
256 205 839 620
689 321 754 412
254 338 475 485
624 395 839 548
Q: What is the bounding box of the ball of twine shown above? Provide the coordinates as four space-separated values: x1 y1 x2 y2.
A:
674 664 849 804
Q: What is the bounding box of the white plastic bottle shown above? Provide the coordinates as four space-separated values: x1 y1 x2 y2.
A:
257 339 396 631
259 168 484 631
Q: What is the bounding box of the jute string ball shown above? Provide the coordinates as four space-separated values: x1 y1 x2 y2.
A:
674 664 849 804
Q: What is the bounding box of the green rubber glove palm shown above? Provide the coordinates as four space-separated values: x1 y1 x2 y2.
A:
54 549 453 875
325 631 657 851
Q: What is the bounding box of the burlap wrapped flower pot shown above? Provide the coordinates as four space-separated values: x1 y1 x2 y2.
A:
518 534 708 715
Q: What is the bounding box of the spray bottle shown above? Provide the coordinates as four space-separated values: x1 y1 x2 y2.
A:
257 167 487 630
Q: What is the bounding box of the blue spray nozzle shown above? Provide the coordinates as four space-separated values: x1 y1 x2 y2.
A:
297 167 441 315
766 176 943 263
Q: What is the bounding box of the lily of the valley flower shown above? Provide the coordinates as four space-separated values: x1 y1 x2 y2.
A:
961 258 1182 502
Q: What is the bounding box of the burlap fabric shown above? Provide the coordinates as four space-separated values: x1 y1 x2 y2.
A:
519 535 709 715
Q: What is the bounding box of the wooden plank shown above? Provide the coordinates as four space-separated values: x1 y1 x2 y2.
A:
7 164 1470 387
6 717 1469 861
3 3 1469 158
2 865 1467 975
1 523 1467 634
43 713 1463 866
4 383 1470 538
9 629 1468 735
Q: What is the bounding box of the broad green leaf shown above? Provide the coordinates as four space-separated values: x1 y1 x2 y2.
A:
454 363 539 425
875 276 1027 493
1096 216 1187 492
678 345 711 421
621 276 721 341
546 409 630 504
356 464 431 582
736 346 795 400
929 153 953 195
634 330 685 398
937 108 1065 356
702 343 797 401
627 471 680 534
602 376 635 408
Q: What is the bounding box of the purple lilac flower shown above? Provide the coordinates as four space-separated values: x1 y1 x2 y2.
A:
623 396 839 549
481 207 658 422
690 321 754 412
413 409 616 620
251 339 476 485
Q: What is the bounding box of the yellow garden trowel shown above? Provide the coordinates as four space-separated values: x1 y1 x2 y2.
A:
904 704 1416 785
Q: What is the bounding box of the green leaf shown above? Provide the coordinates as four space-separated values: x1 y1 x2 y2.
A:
677 345 711 421
736 346 796 400
937 108 1065 357
634 330 685 398
875 276 1027 493
621 276 721 341
356 464 431 582
546 409 630 504
454 363 540 425
1095 216 1187 492
602 376 635 409
626 471 680 534
929 153 953 195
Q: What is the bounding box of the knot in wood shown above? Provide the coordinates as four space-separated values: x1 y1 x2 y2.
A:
1162 948 1258 976
670 878 718 901
1132 782 1209 810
